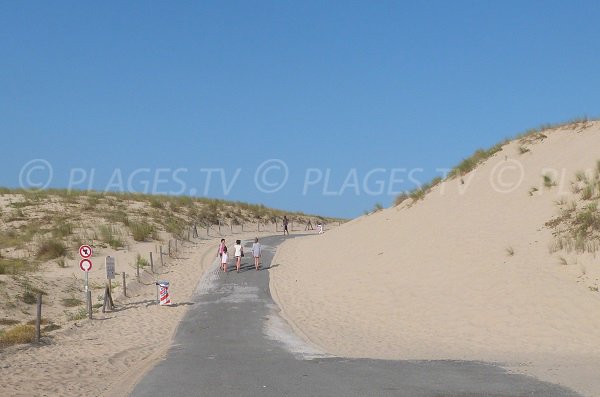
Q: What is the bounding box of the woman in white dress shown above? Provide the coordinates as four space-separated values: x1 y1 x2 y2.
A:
234 240 243 273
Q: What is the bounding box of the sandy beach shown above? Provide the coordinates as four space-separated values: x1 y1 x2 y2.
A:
270 121 600 397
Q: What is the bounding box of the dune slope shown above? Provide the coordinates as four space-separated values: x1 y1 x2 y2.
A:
271 120 600 396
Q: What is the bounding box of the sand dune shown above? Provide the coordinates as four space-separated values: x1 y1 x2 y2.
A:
270 121 600 396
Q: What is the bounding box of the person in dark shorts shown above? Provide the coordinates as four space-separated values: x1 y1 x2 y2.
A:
283 216 289 235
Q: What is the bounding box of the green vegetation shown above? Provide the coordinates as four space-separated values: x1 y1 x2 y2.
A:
98 225 124 249
0 324 36 347
448 143 505 178
518 145 530 155
36 239 67 260
130 221 155 241
543 174 557 188
394 117 596 207
136 253 149 269
0 258 35 275
61 297 82 307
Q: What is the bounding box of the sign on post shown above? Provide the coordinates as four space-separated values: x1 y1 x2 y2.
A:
106 256 115 280
79 259 93 272
79 245 93 259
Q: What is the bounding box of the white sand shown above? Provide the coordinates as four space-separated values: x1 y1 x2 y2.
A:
270 121 600 397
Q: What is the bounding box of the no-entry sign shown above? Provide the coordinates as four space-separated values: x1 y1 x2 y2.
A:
80 259 93 272
79 245 93 258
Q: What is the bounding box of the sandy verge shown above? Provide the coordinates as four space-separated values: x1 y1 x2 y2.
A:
0 230 282 397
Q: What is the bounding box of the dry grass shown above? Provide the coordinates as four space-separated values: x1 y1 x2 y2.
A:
0 324 36 347
36 239 67 260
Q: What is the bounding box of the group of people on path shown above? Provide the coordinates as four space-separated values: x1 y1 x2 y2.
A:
217 237 262 273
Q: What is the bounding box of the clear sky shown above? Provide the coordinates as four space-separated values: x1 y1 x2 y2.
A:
1 1 599 218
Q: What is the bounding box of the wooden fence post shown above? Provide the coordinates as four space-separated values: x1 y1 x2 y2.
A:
35 293 42 342
122 272 127 297
150 252 154 272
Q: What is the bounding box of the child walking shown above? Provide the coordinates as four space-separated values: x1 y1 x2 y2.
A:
252 237 261 271
221 246 229 272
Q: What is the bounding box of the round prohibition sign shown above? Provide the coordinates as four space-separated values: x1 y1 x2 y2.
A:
79 245 93 258
79 259 93 272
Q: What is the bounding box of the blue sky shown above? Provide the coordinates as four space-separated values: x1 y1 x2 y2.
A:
1 1 599 218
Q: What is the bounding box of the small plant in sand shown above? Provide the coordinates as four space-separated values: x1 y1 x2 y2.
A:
36 239 67 260
558 256 569 266
130 221 155 242
373 203 384 212
543 174 557 188
518 145 530 155
0 324 36 347
505 246 515 256
98 225 123 249
136 253 149 269
61 297 83 307
528 187 539 196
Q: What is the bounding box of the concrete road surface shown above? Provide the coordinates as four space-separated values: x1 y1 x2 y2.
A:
130 235 580 397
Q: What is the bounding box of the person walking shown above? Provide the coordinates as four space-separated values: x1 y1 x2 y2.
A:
252 237 261 271
234 239 243 273
217 239 226 270
221 246 229 272
283 216 289 236
305 218 313 231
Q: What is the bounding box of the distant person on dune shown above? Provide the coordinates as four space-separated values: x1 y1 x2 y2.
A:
252 237 261 271
317 223 324 234
283 216 289 235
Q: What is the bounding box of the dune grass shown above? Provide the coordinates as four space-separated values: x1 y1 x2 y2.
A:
394 117 597 207
98 225 123 249
0 324 36 347
129 221 155 242
36 239 67 260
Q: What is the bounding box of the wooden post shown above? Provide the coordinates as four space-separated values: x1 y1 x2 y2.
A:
275 221 278 232
187 228 190 241
168 240 171 256
206 224 209 236
150 252 154 272
122 272 127 297
218 220 221 234
257 222 260 232
35 293 42 342
160 246 164 266
87 290 92 319
175 239 178 253
136 260 140 280
230 222 233 233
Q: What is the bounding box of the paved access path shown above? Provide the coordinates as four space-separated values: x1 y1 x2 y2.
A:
130 235 580 397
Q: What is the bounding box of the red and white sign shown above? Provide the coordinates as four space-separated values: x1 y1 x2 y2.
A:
79 245 93 258
79 259 93 272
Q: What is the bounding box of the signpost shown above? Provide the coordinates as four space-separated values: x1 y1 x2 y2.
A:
106 256 115 280
79 245 92 259
103 256 115 313
79 245 93 319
